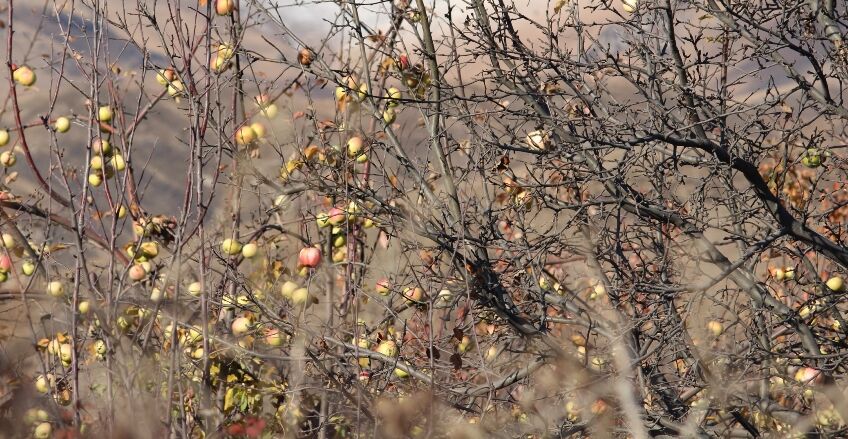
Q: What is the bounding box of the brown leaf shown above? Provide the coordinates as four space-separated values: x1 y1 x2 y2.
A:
453 328 464 341
450 353 462 370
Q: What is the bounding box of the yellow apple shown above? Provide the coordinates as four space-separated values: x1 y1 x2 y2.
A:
54 116 71 133
98 106 113 123
47 281 65 298
221 238 242 255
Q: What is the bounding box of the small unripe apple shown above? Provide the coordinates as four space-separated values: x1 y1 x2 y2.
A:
280 280 299 299
187 281 202 297
382 108 396 124
13 66 36 86
335 86 349 102
291 287 310 305
156 68 176 85
231 316 252 337
78 300 90 315
34 422 52 439
54 116 71 133
332 247 347 263
116 205 128 219
376 278 390 296
241 242 258 258
316 212 330 228
110 155 126 172
394 368 409 378
706 320 723 337
265 328 284 346
48 339 61 355
98 106 113 123
347 136 364 157
216 0 235 15
296 265 309 277
403 286 424 304
210 55 230 73
235 125 257 145
90 156 105 171
0 130 9 146
59 343 73 363
150 287 165 303
218 43 235 60
385 87 401 107
0 271 8 283
94 339 107 356
333 234 346 248
826 276 844 292
128 264 147 281
260 100 279 118
35 374 52 393
91 138 112 155
298 246 321 268
221 238 243 255
139 241 159 258
47 281 65 297
21 260 35 276
377 340 397 357
88 173 103 187
250 122 267 139
167 80 184 97
0 151 16 167
2 234 14 250
355 338 371 368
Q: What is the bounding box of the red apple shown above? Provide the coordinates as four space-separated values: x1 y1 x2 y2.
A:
0 254 12 272
298 246 321 268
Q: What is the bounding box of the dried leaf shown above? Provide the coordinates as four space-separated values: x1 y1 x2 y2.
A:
554 0 569 13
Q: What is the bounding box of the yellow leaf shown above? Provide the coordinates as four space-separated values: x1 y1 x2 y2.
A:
224 387 235 412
